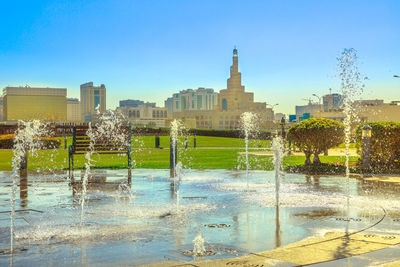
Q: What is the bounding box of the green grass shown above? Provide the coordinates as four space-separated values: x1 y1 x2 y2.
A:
0 148 359 172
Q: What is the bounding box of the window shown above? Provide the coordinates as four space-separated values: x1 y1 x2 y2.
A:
222 99 228 111
94 95 100 110
197 95 202 109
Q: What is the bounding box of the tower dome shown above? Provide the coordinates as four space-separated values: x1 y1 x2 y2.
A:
233 47 238 55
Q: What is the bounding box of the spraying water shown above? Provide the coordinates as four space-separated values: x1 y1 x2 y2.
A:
337 48 364 230
240 112 259 191
170 120 184 212
80 122 95 226
175 161 183 212
10 121 48 253
80 110 129 225
192 224 206 257
271 136 286 206
170 119 183 177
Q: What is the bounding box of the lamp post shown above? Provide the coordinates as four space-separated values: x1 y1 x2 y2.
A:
280 117 286 139
267 103 279 109
394 75 399 78
362 124 372 171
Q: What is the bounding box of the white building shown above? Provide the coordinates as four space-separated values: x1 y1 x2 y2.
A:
67 98 81 122
169 87 218 113
117 104 170 127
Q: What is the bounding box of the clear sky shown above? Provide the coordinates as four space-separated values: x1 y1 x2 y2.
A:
0 0 399 114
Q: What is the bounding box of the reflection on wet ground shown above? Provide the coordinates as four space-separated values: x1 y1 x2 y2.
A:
0 169 400 266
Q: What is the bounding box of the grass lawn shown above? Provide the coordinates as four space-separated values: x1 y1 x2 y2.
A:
0 135 359 171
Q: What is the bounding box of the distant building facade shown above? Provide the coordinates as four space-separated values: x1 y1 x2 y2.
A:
119 99 156 108
0 97 3 121
310 100 400 122
323 93 343 112
80 82 106 122
274 113 285 122
169 88 218 113
291 102 322 122
3 86 67 121
67 98 81 122
173 48 274 130
117 104 170 127
165 97 173 114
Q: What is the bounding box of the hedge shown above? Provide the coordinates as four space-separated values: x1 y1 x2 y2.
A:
0 134 61 149
131 127 272 140
355 121 400 169
189 128 271 140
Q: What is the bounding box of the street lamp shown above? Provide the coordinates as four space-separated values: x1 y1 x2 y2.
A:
280 117 286 139
362 124 372 138
267 103 279 109
394 75 400 78
267 103 279 122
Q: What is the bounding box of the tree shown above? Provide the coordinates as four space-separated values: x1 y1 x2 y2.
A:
288 118 345 165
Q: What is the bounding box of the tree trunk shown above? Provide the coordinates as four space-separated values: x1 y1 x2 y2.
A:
313 153 321 165
305 152 312 165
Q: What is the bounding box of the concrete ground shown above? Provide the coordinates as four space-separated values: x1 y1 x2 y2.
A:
147 231 400 266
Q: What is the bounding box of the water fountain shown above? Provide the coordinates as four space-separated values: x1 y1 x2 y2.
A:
240 112 259 190
169 119 185 213
338 48 365 231
80 122 95 226
79 110 129 225
10 120 48 254
271 136 286 207
192 232 206 257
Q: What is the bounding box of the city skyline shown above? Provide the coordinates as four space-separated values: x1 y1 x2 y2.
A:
1 0 399 114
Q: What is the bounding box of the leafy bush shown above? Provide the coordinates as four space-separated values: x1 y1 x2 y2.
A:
132 127 170 136
355 121 400 169
288 118 345 165
0 134 60 149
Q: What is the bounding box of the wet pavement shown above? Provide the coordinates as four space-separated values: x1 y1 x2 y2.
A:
1 169 400 266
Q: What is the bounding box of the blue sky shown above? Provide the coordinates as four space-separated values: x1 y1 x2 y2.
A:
0 0 399 114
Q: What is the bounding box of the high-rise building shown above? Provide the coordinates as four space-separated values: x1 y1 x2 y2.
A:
80 82 106 122
3 86 67 121
67 98 81 122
